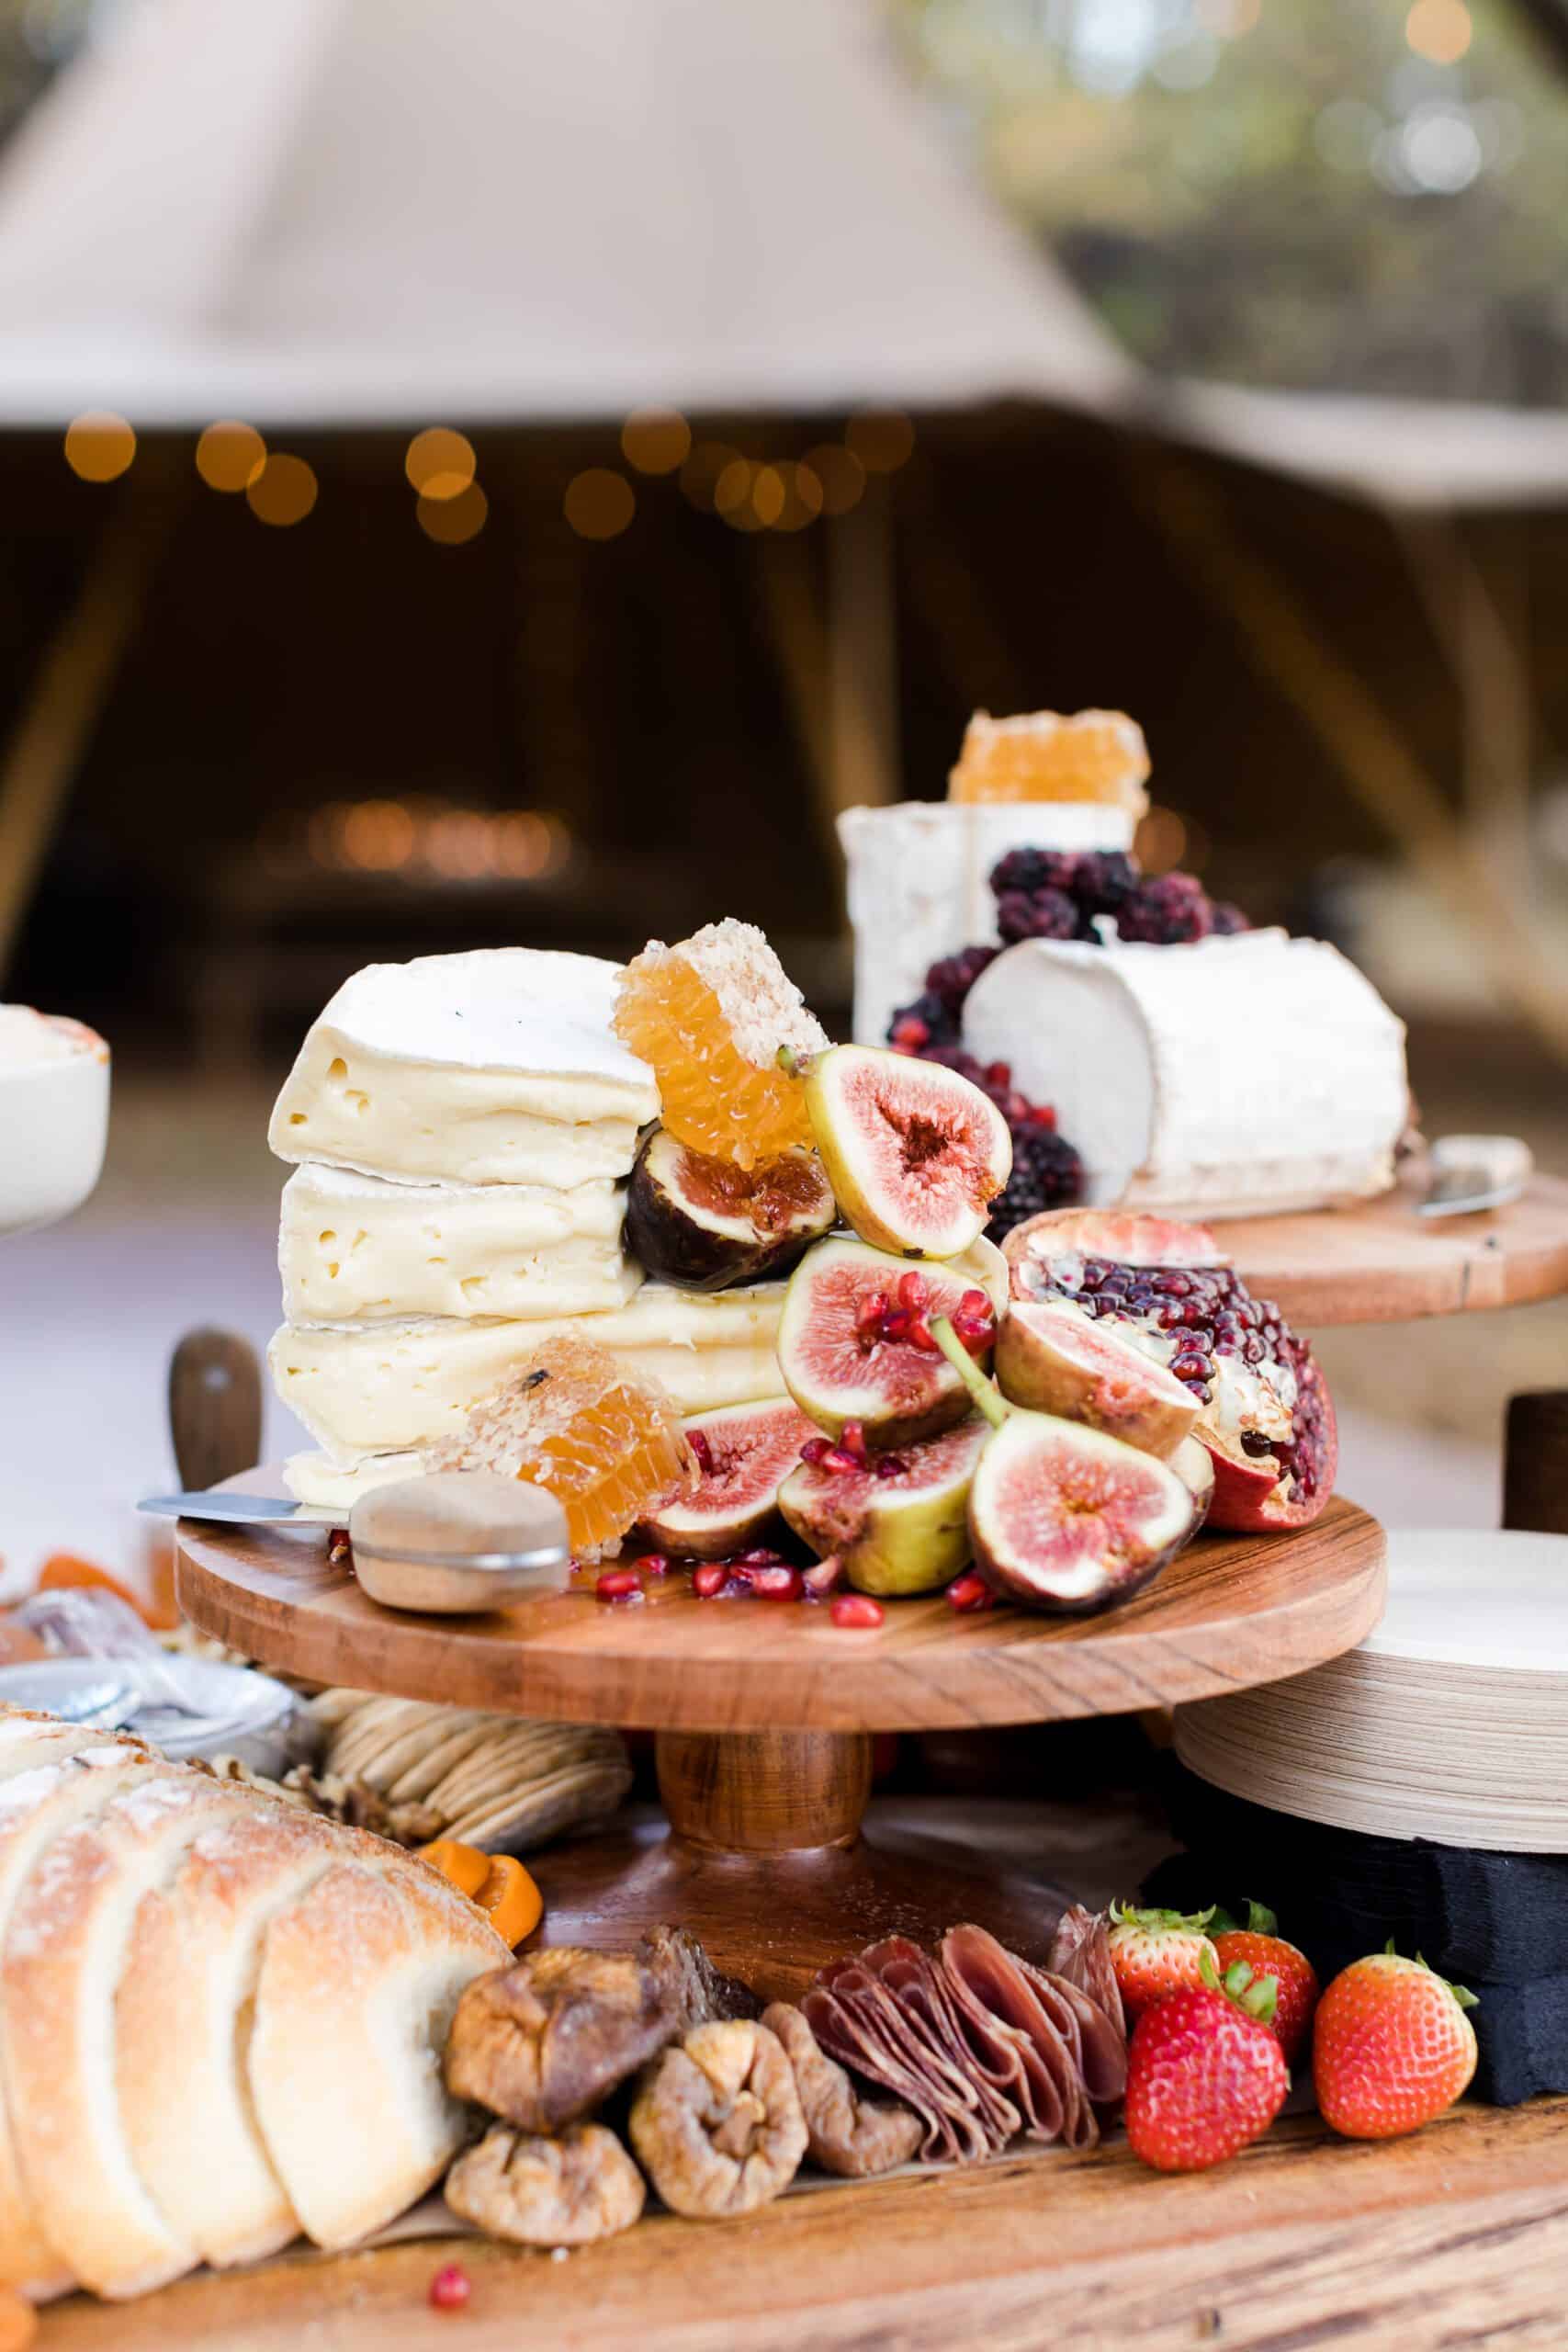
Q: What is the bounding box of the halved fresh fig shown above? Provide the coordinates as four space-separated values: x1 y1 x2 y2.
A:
805 1045 1011 1260
969 1414 1198 1613
777 1236 998 1449
1169 1434 1215 1529
637 1397 819 1558
1000 1207 1337 1532
626 1131 835 1293
779 1419 987 1597
995 1298 1199 1460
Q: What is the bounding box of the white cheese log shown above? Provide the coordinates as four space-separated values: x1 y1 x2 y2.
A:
962 930 1408 1219
269 1282 788 1464
268 950 659 1188
838 800 1136 1048
278 1164 640 1326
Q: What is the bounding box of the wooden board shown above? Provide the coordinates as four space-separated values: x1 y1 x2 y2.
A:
176 1493 1385 1733
1227 1171 1568 1326
40 2097 1568 2351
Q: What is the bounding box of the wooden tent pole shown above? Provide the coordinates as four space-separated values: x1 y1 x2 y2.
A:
1138 455 1568 1063
825 483 898 819
0 480 171 978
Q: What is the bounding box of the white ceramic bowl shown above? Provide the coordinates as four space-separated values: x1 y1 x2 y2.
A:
0 1009 110 1235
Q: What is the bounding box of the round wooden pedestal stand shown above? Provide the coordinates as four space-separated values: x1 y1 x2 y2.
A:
176 1494 1385 1996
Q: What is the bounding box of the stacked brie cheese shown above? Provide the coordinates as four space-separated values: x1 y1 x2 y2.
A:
267 950 787 1510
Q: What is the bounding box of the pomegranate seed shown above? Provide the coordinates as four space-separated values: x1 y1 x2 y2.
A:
985 1061 1012 1089
1029 1104 1057 1129
840 1419 868 1462
595 1567 641 1601
822 1444 862 1476
692 1563 728 1598
739 1546 784 1565
959 1290 989 1316
637 1553 671 1577
874 1454 908 1478
947 1571 994 1612
831 1593 886 1630
751 1564 805 1601
800 1436 831 1464
892 1015 931 1049
723 1575 754 1599
908 1316 939 1353
687 1429 713 1473
430 2264 471 2312
897 1270 930 1312
803 1556 844 1595
880 1308 911 1342
855 1291 889 1341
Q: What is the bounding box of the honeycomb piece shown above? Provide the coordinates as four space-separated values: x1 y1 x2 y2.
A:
947 709 1150 811
425 1335 695 1561
614 919 829 1170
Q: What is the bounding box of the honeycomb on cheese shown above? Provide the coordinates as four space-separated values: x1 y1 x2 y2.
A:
947 709 1150 812
613 918 829 1170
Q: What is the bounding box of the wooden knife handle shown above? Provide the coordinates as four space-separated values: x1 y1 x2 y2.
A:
169 1329 262 1493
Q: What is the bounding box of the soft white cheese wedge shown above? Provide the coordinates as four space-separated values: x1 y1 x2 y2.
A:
277 1163 640 1326
268 949 660 1187
269 1283 788 1464
281 1451 422 1513
962 930 1408 1219
838 800 1137 1047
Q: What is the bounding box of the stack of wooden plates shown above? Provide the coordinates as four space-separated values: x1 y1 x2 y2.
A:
1175 1530 1568 1853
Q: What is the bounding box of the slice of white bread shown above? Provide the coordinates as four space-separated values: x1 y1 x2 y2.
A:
0 1735 155 2299
248 1855 507 2249
1 1767 248 2299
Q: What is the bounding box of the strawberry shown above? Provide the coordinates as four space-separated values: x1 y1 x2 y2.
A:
1211 1900 1319 2066
1107 1903 1219 2022
1312 1947 1478 2140
1124 1953 1289 2174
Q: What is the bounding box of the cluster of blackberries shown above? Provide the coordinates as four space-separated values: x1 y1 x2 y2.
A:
988 846 1248 948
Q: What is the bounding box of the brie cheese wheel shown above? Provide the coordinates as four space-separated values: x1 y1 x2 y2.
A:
838 800 1137 1048
268 950 660 1188
282 1452 423 1513
277 1164 640 1326
269 1283 788 1463
963 930 1408 1219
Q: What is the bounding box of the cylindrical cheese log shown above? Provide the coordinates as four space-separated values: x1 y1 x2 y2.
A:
838 801 1136 1048
962 931 1408 1219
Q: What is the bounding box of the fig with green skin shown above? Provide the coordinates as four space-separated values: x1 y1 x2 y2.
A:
803 1046 1010 1261
932 1320 1201 1614
995 1298 1199 1461
776 1236 1000 1450
779 1419 988 1597
637 1397 819 1559
625 1131 835 1294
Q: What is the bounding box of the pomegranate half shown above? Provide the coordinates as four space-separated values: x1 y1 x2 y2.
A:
1001 1209 1337 1532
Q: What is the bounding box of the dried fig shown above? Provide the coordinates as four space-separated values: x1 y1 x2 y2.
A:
629 2019 807 2219
761 2002 922 2178
445 1948 673 2131
638 1926 761 2031
446 2120 645 2245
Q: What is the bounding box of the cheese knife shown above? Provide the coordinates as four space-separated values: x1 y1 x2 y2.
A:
138 1491 325 1525
1416 1134 1533 1220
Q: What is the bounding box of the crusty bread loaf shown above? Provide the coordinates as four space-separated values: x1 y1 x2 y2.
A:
0 1708 510 2302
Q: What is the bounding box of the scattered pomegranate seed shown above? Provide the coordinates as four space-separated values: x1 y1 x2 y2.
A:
891 1015 931 1050
637 1553 671 1577
831 1593 886 1630
803 1556 844 1595
800 1436 831 1465
897 1271 930 1312
881 1307 911 1342
595 1567 641 1601
687 1429 713 1473
840 1419 868 1462
751 1564 805 1601
738 1546 784 1565
429 2263 471 2312
692 1563 728 1598
873 1454 908 1479
959 1289 989 1316
821 1444 862 1475
908 1316 939 1353
327 1528 352 1566
947 1571 994 1612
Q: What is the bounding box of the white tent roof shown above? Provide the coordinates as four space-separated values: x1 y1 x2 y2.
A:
0 0 1562 510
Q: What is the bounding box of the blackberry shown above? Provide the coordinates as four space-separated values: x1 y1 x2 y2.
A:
987 1124 1083 1238
989 846 1080 899
1209 900 1251 935
886 988 957 1051
1115 871 1213 945
996 886 1077 945
1071 851 1137 917
924 942 998 1013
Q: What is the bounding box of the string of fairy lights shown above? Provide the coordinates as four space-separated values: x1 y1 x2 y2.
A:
59 408 916 542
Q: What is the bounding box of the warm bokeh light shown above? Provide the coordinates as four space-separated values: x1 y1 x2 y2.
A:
418 482 488 544
564 468 635 539
405 427 477 501
774 461 826 532
1134 806 1201 876
713 458 753 516
749 465 787 527
342 799 417 871
1405 0 1472 63
246 454 318 526
621 409 692 475
804 443 866 515
679 441 741 513
299 797 571 883
845 412 915 474
196 421 265 492
63 413 135 483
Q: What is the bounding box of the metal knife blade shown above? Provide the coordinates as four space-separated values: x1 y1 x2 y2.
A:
137 1492 324 1526
1416 1133 1533 1220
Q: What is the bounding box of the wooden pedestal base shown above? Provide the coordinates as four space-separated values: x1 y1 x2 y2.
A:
529 1729 1073 1998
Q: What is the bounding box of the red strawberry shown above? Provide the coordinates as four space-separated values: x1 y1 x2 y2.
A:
1124 1955 1290 2174
1313 1948 1478 2140
1107 1903 1219 2022
1212 1901 1319 2066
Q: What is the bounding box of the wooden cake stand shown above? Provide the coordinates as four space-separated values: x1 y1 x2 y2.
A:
176 1493 1385 1996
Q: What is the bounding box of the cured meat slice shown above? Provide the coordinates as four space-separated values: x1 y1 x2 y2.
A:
940 1924 1123 2151
1021 1959 1126 2109
1048 1905 1125 2041
761 2004 922 2178
802 1976 962 2165
860 1939 1020 2152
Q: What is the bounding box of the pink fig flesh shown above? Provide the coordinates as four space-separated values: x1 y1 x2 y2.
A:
806 1045 1011 1260
995 1299 1199 1459
638 1396 818 1558
970 1413 1198 1613
777 1236 994 1448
